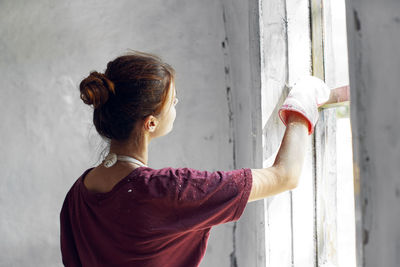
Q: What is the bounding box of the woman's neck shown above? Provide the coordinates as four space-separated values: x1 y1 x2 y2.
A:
108 135 149 166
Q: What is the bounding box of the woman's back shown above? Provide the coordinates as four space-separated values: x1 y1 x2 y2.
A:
83 164 138 194
60 166 252 267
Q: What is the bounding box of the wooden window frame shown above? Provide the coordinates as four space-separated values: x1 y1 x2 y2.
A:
253 0 354 266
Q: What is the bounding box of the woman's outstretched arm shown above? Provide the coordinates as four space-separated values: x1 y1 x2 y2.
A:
248 76 330 202
248 111 309 202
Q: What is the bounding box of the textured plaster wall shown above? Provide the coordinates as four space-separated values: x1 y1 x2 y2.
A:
346 0 400 266
0 1 243 266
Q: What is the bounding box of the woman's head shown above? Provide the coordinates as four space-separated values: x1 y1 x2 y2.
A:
79 51 178 146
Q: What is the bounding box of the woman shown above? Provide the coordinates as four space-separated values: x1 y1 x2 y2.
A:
60 51 329 267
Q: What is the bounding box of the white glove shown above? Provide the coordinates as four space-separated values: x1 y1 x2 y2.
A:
278 76 330 135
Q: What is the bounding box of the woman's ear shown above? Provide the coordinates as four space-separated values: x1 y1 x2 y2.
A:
143 115 158 132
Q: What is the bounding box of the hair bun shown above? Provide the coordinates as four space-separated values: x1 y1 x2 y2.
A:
79 71 115 108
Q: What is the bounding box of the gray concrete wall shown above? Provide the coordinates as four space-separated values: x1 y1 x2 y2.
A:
346 0 400 266
0 1 254 266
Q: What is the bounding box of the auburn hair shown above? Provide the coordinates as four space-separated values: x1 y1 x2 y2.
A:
79 51 176 144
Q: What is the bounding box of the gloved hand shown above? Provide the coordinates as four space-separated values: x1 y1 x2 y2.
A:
279 76 330 135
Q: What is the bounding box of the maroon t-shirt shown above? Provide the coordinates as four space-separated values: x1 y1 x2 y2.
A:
60 166 252 267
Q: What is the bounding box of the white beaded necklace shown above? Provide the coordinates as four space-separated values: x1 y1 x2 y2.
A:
102 153 148 168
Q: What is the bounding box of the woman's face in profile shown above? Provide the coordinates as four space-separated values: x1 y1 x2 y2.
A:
153 81 178 138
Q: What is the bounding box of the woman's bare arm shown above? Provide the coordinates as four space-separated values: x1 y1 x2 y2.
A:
248 112 309 202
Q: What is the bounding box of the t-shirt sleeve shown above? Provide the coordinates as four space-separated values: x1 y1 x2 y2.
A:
141 167 252 231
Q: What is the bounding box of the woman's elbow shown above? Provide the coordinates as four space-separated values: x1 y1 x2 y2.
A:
284 174 300 191
275 164 302 191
